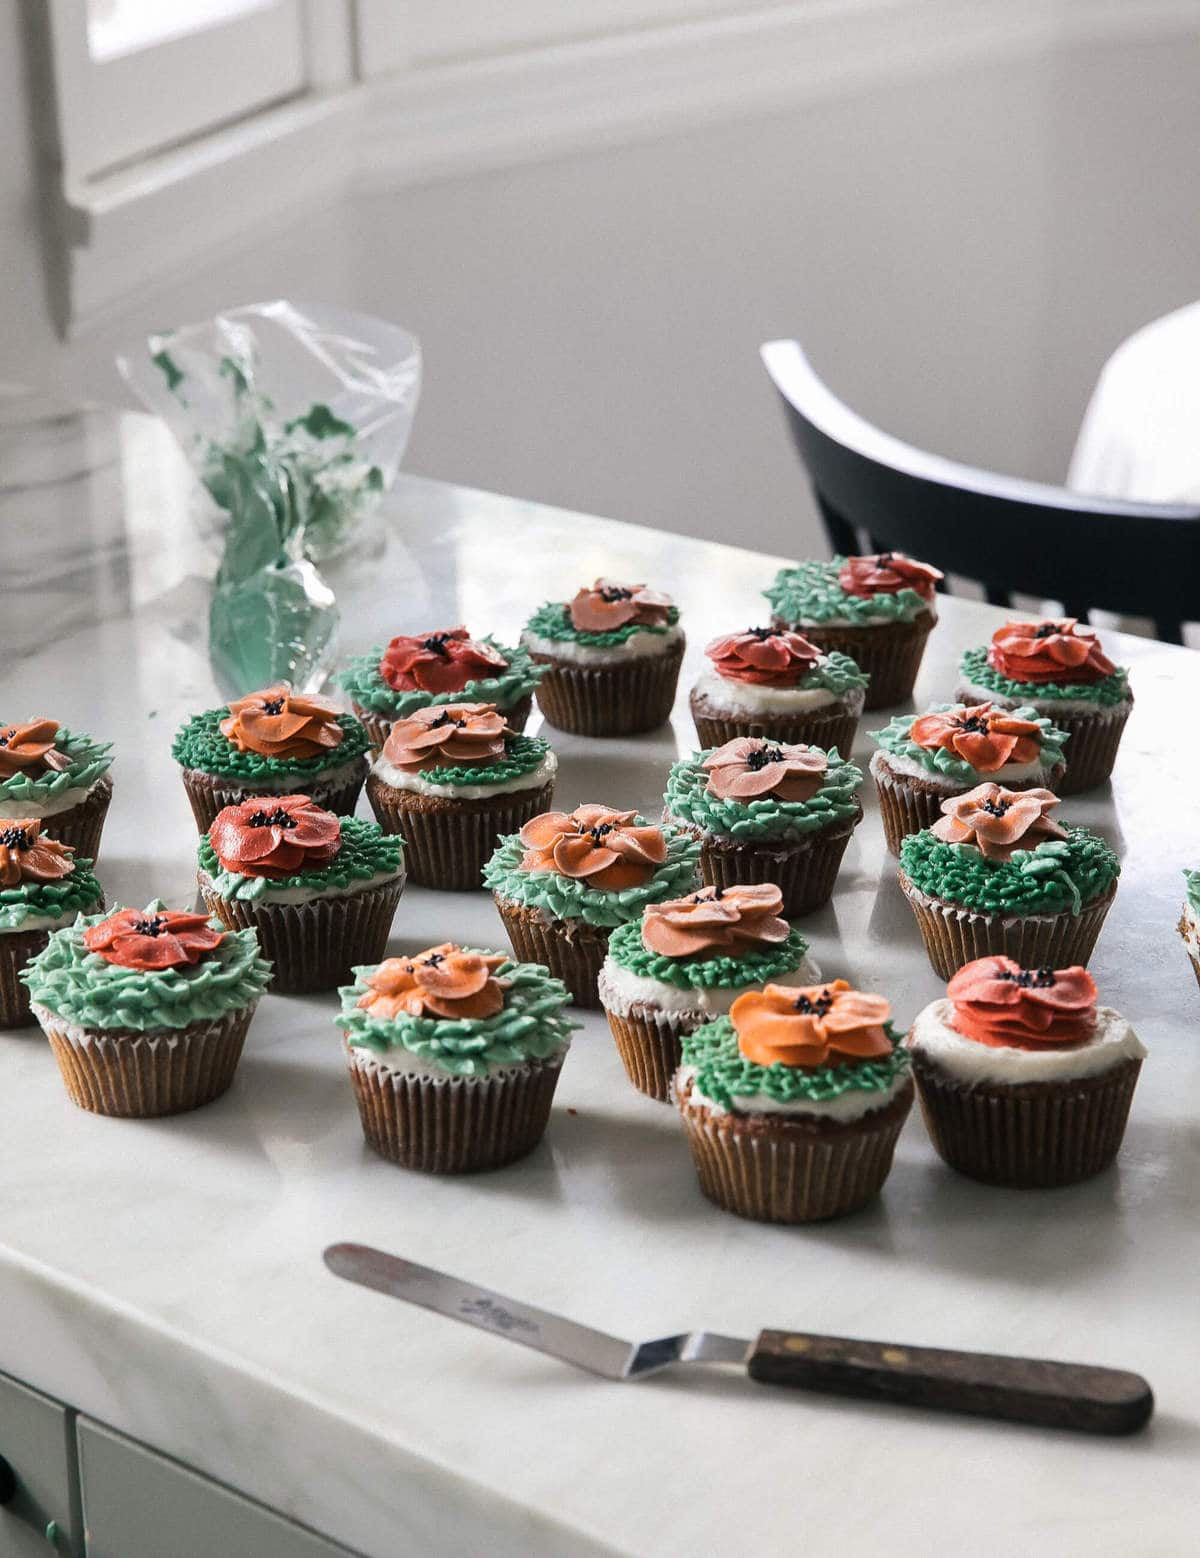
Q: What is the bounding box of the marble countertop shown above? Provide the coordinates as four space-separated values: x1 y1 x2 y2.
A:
4 400 1200 1557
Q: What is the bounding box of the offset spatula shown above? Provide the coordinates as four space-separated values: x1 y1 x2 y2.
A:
323 1243 1152 1434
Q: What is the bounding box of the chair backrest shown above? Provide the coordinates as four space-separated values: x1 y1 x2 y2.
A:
761 338 1200 643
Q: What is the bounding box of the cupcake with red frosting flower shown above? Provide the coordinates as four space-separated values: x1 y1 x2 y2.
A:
957 618 1132 793
198 796 405 992
908 957 1145 1186
765 552 943 709
689 627 868 757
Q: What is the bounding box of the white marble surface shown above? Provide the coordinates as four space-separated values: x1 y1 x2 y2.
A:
3 402 1200 1557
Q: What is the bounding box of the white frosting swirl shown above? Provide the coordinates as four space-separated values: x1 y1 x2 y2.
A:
597 953 819 1018
908 997 1145 1085
521 624 684 666
371 749 557 801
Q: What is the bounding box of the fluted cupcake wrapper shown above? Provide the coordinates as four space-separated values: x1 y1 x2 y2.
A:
677 1077 914 1222
678 811 860 917
604 1005 690 1102
772 615 934 710
690 689 863 761
910 1052 1141 1188
872 757 1067 856
898 873 1116 981
180 760 369 834
493 897 610 1008
32 1001 258 1117
344 1043 565 1173
1178 916 1200 992
367 777 554 891
35 777 113 863
531 642 685 736
201 878 404 994
957 689 1132 795
353 695 533 758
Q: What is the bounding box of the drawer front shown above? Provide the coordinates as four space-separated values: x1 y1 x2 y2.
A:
0 1369 81 1557
77 1418 359 1558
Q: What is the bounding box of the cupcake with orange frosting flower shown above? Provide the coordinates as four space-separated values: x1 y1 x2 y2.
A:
957 618 1132 794
0 718 113 861
898 783 1119 979
908 957 1145 1187
522 579 684 736
173 684 370 832
366 702 556 890
675 978 913 1221
337 944 578 1172
0 821 103 1027
869 701 1069 854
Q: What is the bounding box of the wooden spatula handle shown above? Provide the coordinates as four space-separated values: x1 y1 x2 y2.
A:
748 1330 1152 1434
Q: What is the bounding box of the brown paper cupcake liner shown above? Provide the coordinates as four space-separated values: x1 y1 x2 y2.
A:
956 689 1133 795
604 1004 690 1102
872 755 1067 857
1 894 105 1029
367 776 554 891
677 1075 914 1222
35 777 113 862
674 809 861 917
33 1001 257 1117
910 1052 1141 1188
201 876 404 994
344 1043 565 1172
898 873 1116 981
531 641 685 736
180 760 369 834
772 614 934 711
690 687 863 761
353 695 533 757
494 897 611 1008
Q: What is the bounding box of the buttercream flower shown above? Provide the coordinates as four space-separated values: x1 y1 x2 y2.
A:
947 957 1097 1049
84 907 224 971
931 783 1066 862
0 719 72 780
357 944 509 1021
208 794 343 878
908 703 1043 772
730 978 893 1068
379 628 508 694
838 552 943 601
381 703 509 772
641 883 790 959
986 619 1116 685
702 738 828 803
705 627 823 687
0 820 75 887
219 685 345 761
568 579 673 634
518 804 667 890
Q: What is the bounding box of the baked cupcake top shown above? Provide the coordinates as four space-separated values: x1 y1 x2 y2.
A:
0 820 102 932
199 795 403 903
483 804 699 927
22 900 271 1030
338 943 579 1077
0 719 112 816
338 627 543 720
373 703 554 797
764 552 942 628
959 619 1130 708
871 702 1068 783
680 978 910 1113
523 579 681 652
701 628 868 695
664 739 863 842
899 783 1119 916
173 685 369 783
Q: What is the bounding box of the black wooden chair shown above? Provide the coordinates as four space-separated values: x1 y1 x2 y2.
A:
761 338 1200 644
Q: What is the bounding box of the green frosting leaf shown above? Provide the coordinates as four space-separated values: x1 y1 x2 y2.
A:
959 646 1131 708
682 1015 910 1110
0 858 103 932
663 748 863 842
198 815 403 902
523 599 680 648
605 917 810 990
1183 868 1200 916
0 727 112 807
484 819 700 928
899 826 1119 916
870 702 1068 782
405 734 550 790
336 637 543 717
22 903 272 1031
172 707 368 781
338 954 580 1077
764 557 932 626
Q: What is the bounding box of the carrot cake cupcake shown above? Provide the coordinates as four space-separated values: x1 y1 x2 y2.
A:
0 822 103 1027
908 956 1145 1187
1179 869 1200 992
690 627 867 757
870 701 1069 855
366 702 555 890
764 551 943 709
675 978 913 1221
338 943 579 1172
957 618 1131 794
898 783 1119 979
522 578 684 735
0 718 113 860
484 804 700 1007
173 684 369 832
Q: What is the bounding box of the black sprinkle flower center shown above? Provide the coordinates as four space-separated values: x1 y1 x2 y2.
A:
0 825 31 848
980 798 1011 817
131 915 168 937
261 697 285 715
956 714 991 735
1034 623 1062 639
745 626 776 641
598 586 634 602
429 711 465 729
587 823 614 846
998 966 1056 988
0 729 14 748
423 951 445 967
422 634 452 657
247 807 298 829
746 745 786 771
794 989 834 1016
